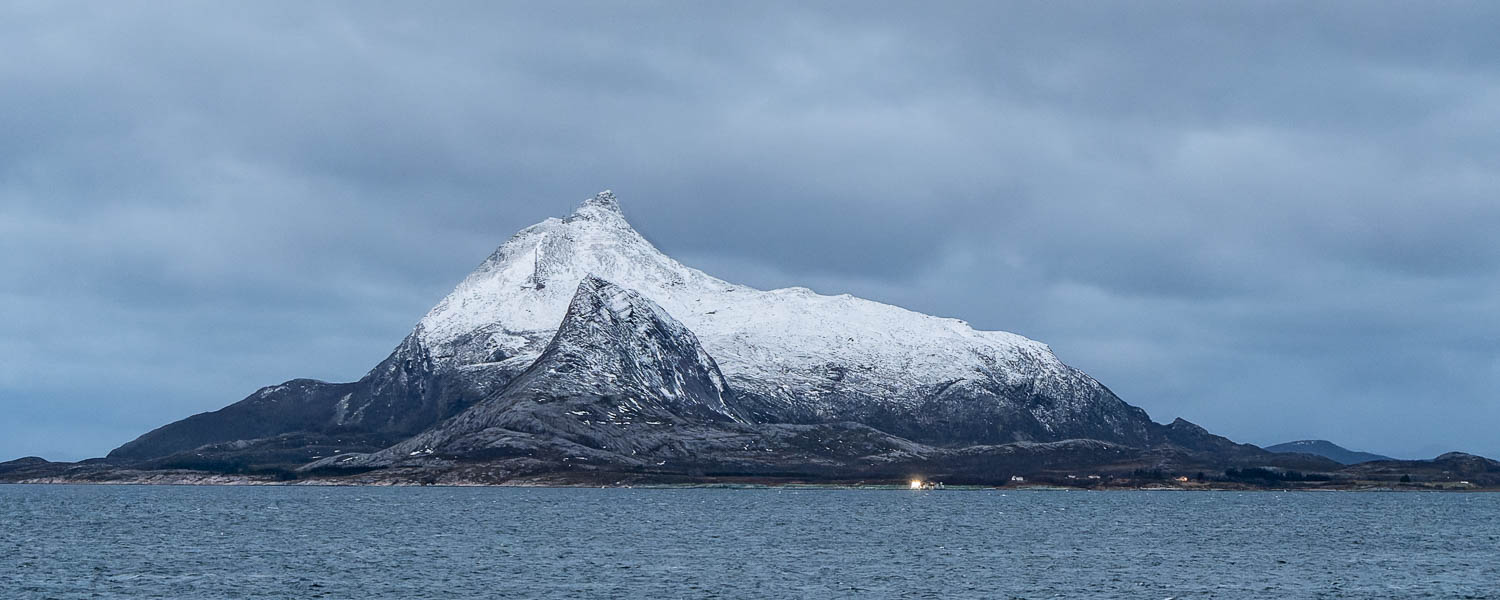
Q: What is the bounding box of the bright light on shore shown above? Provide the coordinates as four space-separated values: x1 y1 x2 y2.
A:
910 479 923 489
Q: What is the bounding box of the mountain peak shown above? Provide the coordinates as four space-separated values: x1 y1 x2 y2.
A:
1264 439 1393 465
572 274 650 318
579 272 610 289
1167 417 1207 433
542 275 744 423
568 189 626 223
554 275 688 356
563 274 645 326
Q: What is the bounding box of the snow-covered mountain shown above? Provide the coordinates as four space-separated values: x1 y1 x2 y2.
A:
404 191 1154 444
111 190 1161 466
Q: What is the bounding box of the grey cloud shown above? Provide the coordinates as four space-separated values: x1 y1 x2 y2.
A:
2 1 1497 461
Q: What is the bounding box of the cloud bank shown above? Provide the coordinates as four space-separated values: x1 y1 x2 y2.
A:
3 2 1497 460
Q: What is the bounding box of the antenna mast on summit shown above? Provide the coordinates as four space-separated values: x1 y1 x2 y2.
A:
529 248 545 290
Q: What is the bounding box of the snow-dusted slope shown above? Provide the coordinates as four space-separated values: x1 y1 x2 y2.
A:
422 192 1054 386
410 191 1150 445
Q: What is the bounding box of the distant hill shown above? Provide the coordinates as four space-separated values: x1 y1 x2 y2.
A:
1265 440 1392 465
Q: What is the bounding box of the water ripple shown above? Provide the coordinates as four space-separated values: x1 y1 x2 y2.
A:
1 486 1496 599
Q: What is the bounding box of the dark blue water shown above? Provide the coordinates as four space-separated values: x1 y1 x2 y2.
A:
2 485 1497 599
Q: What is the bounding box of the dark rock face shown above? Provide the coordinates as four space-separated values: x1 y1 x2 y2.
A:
1157 418 1254 454
1264 440 1394 465
420 275 749 451
105 332 520 466
0 456 53 476
108 379 356 461
318 276 772 471
797 377 1159 449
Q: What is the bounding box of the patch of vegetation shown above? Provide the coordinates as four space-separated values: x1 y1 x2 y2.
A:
1224 467 1332 483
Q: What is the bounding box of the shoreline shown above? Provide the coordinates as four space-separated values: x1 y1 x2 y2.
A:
4 478 1494 492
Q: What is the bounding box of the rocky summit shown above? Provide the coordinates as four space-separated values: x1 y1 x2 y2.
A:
16 190 1488 488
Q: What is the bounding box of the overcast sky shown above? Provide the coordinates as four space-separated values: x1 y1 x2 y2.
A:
4 2 1497 462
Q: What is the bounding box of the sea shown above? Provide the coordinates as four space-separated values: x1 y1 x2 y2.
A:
1 485 1496 599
